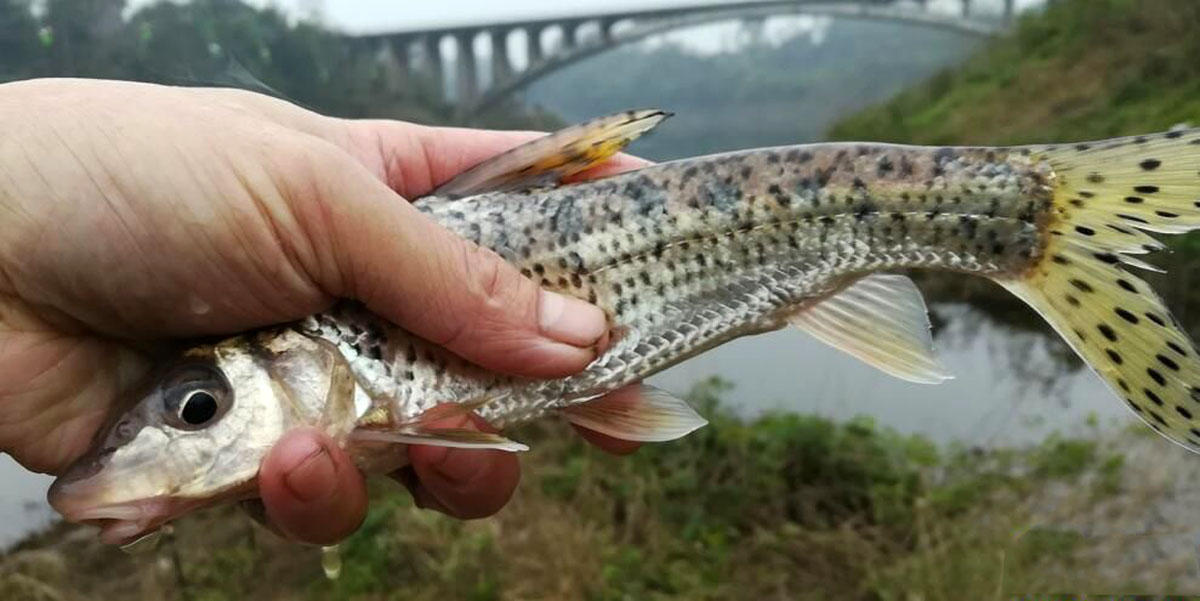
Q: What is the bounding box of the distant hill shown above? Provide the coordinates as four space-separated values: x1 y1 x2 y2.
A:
828 0 1200 145
523 18 983 161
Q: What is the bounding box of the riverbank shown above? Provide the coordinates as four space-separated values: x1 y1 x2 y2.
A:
3 378 1198 600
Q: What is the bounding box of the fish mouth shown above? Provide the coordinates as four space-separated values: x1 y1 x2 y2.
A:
56 498 173 545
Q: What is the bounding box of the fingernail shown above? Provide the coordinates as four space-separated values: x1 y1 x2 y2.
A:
432 448 489 485
538 290 606 347
283 439 337 503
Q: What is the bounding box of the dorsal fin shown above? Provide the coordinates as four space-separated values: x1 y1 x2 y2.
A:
431 109 670 198
789 274 953 384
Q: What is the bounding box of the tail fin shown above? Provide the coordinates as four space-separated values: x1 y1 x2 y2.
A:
1000 129 1200 450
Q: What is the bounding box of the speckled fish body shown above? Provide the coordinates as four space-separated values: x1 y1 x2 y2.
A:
49 111 1200 546
326 143 1052 430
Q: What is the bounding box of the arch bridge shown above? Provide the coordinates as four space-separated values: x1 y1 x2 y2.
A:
348 0 1025 116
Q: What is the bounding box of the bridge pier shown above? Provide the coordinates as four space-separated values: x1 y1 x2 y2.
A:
526 25 545 65
961 0 971 18
600 18 618 42
1003 0 1015 21
422 36 445 100
456 32 479 103
491 29 512 86
562 21 581 50
385 36 411 87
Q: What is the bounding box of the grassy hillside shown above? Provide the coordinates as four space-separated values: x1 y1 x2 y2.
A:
829 0 1200 146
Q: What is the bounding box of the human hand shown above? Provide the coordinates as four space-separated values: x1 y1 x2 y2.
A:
0 78 641 545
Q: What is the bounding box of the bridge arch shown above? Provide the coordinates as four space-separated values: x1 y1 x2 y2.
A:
469 3 1005 115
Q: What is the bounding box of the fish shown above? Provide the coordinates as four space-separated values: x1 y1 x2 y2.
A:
47 110 1200 546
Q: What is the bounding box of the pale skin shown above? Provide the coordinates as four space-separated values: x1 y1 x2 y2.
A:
0 78 641 545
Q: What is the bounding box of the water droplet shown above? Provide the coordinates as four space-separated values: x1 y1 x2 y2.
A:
189 295 211 316
321 545 342 580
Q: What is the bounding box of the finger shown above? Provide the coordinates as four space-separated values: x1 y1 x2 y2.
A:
570 423 643 456
259 428 367 545
393 411 520 520
344 119 651 199
288 146 608 378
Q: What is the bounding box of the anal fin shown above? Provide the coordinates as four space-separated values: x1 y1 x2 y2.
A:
790 274 952 384
559 384 708 442
431 109 670 198
350 427 529 452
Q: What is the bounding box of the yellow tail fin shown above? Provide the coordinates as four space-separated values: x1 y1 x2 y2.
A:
1002 129 1200 450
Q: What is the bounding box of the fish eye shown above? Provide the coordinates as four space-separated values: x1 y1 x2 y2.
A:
161 363 232 430
180 390 218 425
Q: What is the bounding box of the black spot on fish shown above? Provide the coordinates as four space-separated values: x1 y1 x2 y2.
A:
1158 353 1181 371
1156 210 1180 218
1117 279 1137 292
1147 368 1166 387
1065 294 1081 307
1075 143 1091 152
1086 172 1105 184
1146 388 1165 406
1166 130 1185 139
1115 308 1139 324
876 156 894 176
1140 159 1162 171
1071 279 1094 293
1118 378 1130 392
1052 255 1071 265
1146 312 1167 327
1125 196 1144 204
1135 185 1160 194
1094 252 1119 264
1168 341 1188 356
1106 349 1124 364
1178 405 1193 419
1079 191 1096 199
1075 225 1096 236
1097 323 1117 341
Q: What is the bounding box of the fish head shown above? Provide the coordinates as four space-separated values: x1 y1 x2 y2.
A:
48 328 359 545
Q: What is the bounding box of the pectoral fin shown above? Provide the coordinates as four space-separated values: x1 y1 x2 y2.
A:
431 109 670 198
559 384 708 442
790 274 952 384
350 428 529 452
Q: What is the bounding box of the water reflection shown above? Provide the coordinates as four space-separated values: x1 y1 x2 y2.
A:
649 303 1121 447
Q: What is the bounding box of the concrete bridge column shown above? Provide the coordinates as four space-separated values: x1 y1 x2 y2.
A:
961 0 972 18
455 32 479 103
1003 0 1015 20
562 21 581 49
491 29 512 86
600 17 617 42
385 35 411 87
526 25 544 65
422 35 445 100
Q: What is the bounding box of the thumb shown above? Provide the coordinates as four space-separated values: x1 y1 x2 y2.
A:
289 145 607 378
